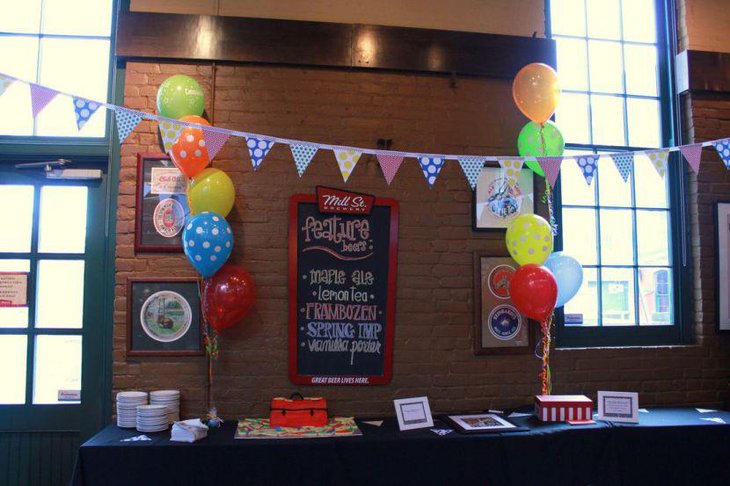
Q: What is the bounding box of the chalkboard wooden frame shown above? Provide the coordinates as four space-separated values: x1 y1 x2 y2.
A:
288 193 399 385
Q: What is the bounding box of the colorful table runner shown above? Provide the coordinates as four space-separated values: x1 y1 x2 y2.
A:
235 417 362 439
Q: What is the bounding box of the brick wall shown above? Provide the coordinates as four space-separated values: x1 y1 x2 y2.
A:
114 60 730 418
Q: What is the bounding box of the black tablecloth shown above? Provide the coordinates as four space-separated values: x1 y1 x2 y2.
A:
71 408 730 486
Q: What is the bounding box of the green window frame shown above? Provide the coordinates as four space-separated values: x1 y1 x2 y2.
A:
547 0 692 347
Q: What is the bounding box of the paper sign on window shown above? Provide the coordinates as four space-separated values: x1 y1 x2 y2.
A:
0 272 28 307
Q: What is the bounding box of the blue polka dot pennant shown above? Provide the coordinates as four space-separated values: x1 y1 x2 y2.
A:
72 96 101 131
113 108 143 144
290 144 318 177
458 157 485 190
714 138 730 169
575 154 599 185
418 157 445 189
246 137 275 171
610 152 634 182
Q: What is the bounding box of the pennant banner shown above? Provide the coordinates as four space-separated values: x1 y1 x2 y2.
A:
245 137 274 171
680 144 703 174
537 157 563 188
575 154 599 186
714 139 730 169
72 97 101 131
646 150 669 178
458 157 485 190
202 128 230 161
159 120 184 153
377 153 405 185
291 144 318 177
498 158 524 186
0 76 14 97
333 149 362 182
113 108 143 144
418 157 445 189
29 84 58 118
611 153 634 182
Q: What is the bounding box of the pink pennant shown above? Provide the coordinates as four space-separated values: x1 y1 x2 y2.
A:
29 84 59 118
377 154 405 185
537 157 564 188
202 128 230 160
679 144 703 174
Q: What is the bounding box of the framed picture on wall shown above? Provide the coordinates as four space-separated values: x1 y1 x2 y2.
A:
472 165 535 231
716 202 730 333
473 252 533 355
127 278 203 356
135 153 189 253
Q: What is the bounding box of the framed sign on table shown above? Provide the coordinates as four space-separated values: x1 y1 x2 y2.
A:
127 278 203 356
716 202 730 333
472 165 534 231
473 252 533 355
135 153 189 253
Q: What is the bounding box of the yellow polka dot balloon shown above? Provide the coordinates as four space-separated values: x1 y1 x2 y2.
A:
505 214 554 266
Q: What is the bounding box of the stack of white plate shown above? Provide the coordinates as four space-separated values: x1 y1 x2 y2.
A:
150 390 181 424
136 404 170 433
116 391 148 428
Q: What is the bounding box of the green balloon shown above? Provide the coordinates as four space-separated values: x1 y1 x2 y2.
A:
156 75 205 120
517 121 565 178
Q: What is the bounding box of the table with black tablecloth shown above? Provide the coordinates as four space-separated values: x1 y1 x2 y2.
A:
71 408 730 486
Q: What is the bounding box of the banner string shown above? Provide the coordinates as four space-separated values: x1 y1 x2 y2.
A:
0 71 725 166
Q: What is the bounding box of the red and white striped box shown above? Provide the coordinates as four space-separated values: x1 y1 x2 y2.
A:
535 395 593 422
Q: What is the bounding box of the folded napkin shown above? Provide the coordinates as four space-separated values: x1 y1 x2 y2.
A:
170 418 209 443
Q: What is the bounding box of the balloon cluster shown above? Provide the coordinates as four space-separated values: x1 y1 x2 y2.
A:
507 63 583 395
156 75 256 335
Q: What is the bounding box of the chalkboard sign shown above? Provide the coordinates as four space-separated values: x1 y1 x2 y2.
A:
289 188 399 385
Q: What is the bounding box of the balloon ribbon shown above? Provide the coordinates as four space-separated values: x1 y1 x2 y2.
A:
540 314 554 395
538 124 558 236
199 278 219 412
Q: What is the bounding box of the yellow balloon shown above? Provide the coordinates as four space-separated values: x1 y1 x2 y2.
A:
187 168 235 217
505 214 554 266
512 63 561 124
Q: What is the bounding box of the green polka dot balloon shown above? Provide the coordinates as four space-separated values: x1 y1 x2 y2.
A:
505 214 554 266
517 121 565 178
156 75 205 120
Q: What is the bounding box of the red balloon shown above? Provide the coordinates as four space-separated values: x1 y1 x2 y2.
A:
203 264 256 330
509 264 558 321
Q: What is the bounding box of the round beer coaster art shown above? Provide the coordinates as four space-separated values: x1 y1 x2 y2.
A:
139 291 192 343
485 177 523 220
153 198 185 238
488 305 522 341
487 264 515 299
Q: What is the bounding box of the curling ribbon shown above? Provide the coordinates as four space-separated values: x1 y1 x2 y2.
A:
540 315 554 395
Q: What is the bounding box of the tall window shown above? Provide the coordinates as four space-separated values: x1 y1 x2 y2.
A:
0 0 113 138
549 0 685 346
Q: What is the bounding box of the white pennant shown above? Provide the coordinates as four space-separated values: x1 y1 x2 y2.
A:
333 149 362 182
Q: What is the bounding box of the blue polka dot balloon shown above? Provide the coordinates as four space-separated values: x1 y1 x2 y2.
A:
182 212 233 278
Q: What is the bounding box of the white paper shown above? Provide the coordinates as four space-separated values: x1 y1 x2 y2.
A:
430 428 453 436
696 408 717 413
597 391 639 423
701 417 725 424
639 409 649 413
508 412 532 418
362 420 383 427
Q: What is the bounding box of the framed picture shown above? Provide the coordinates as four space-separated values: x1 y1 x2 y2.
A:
473 165 534 231
473 253 534 355
126 278 203 356
716 202 730 333
597 391 639 424
393 396 434 431
446 413 526 434
135 153 189 253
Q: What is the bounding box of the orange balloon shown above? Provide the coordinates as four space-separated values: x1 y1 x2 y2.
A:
512 63 561 124
171 116 211 178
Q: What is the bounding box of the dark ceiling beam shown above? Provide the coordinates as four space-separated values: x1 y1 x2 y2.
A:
677 50 730 94
116 11 555 78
